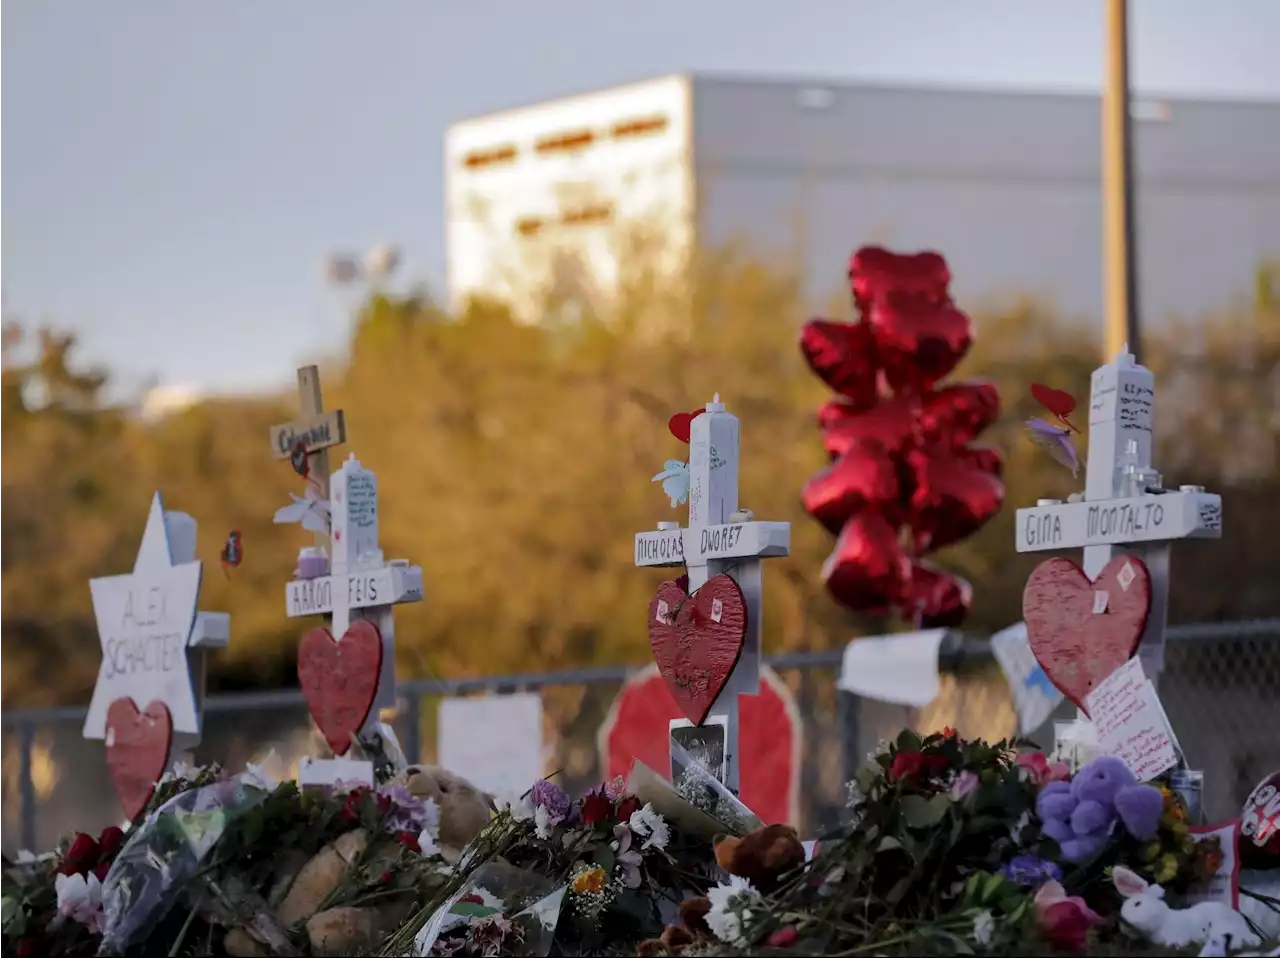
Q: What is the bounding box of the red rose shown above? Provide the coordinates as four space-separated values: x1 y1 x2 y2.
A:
378 870 393 885
97 825 125 860
617 796 642 822
396 832 421 853
1034 881 1104 952
57 833 100 876
340 788 369 824
581 792 613 826
887 751 948 787
93 860 112 883
766 927 799 948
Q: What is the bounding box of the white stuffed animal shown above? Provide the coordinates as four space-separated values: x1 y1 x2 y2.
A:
1114 865 1261 950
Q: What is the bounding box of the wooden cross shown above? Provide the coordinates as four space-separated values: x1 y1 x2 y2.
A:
1014 346 1222 755
269 365 347 551
269 366 423 787
633 395 790 794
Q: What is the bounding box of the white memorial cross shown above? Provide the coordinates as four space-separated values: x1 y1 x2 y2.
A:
633 394 790 793
84 492 230 759
1014 346 1222 703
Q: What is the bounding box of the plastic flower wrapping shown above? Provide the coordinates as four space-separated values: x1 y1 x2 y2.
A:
411 862 564 958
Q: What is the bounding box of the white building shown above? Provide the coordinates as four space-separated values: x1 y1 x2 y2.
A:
444 74 1280 323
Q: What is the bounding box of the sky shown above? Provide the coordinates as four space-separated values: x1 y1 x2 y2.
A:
3 0 1279 400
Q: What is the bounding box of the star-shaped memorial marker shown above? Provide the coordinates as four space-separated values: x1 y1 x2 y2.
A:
83 492 227 740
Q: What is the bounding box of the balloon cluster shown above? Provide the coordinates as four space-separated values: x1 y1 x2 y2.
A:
799 246 1005 626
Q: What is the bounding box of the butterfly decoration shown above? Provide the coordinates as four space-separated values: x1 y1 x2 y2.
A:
220 530 243 579
1030 382 1081 433
1024 383 1082 477
653 460 691 508
274 487 332 535
289 439 326 495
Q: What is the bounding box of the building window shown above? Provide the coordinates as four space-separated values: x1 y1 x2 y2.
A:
561 204 613 227
536 129 595 155
611 115 670 140
515 216 546 237
463 145 518 170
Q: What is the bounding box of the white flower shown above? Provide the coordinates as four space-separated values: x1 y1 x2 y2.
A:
240 754 281 792
973 908 995 946
627 803 670 851
55 872 104 933
159 759 196 785
420 797 441 838
416 827 441 857
1009 809 1033 847
14 850 36 864
494 792 535 823
704 875 761 946
534 804 556 840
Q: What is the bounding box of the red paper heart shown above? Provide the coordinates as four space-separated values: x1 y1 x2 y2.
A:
298 620 384 755
647 574 747 725
106 698 173 820
1031 383 1078 419
668 409 706 444
1022 555 1153 712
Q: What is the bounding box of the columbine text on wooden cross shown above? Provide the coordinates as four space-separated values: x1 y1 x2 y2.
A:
633 394 790 794
84 492 230 759
270 365 347 554
1014 346 1222 679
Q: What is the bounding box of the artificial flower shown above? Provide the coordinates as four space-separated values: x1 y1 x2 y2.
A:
1034 880 1104 952
949 770 980 801
628 803 671 850
972 908 996 946
612 823 644 888
705 875 762 947
1017 751 1071 787
55 871 104 934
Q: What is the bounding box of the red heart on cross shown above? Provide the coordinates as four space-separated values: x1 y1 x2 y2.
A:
106 697 173 820
1022 555 1152 713
646 574 747 725
298 620 384 755
667 409 706 444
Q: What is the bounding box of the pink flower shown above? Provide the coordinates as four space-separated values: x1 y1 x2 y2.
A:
1017 752 1071 787
949 770 980 801
1033 880 1103 952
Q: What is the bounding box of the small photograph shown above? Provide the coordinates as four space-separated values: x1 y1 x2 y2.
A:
670 719 727 785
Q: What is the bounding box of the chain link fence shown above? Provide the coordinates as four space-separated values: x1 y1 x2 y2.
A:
3 619 1277 855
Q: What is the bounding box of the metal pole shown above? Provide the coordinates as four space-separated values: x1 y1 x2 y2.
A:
1102 0 1142 362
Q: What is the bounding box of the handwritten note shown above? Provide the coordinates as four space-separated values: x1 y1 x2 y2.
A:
1085 658 1178 782
1184 821 1240 908
347 472 377 530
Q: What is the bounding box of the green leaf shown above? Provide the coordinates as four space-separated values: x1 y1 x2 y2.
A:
980 871 1004 903
855 765 878 794
592 844 616 874
887 876 913 905
876 835 902 852
452 902 499 918
901 794 950 830
896 729 922 753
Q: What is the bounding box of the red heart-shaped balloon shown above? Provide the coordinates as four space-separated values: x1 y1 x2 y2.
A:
819 395 921 460
298 620 384 755
869 296 974 396
647 575 747 725
907 448 1005 554
106 698 173 820
849 246 951 313
900 561 973 629
799 319 880 408
821 513 911 613
919 380 1001 446
1022 555 1152 712
802 442 901 534
668 409 706 444
952 443 1005 479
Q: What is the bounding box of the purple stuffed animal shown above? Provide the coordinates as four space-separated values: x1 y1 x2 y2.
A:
1036 756 1164 862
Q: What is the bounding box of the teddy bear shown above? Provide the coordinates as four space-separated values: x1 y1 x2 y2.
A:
395 764 494 861
1036 755 1163 862
713 823 807 894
